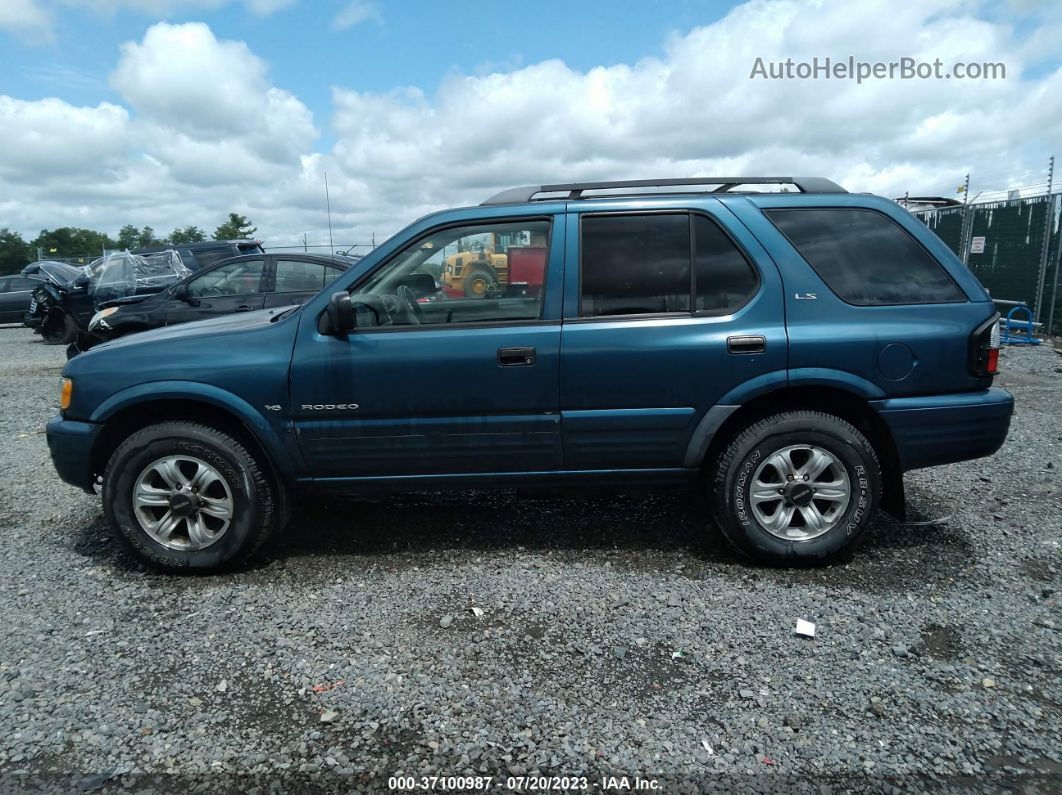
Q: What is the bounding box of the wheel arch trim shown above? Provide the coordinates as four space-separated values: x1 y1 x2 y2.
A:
90 381 293 478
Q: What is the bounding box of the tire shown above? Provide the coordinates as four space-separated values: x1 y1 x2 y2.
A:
42 312 78 345
710 410 880 563
463 265 497 298
102 421 283 573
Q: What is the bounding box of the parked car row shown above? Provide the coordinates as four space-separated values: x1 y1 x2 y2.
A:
1 239 376 355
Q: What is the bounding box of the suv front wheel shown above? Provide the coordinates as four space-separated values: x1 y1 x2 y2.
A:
711 410 880 562
102 421 282 572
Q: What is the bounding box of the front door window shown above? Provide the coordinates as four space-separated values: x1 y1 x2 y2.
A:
352 220 550 327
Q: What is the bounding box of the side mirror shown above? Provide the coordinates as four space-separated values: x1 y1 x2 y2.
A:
172 283 190 301
324 291 356 334
72 274 90 290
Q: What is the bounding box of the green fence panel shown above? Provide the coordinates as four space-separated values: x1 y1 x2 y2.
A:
916 194 1062 335
919 206 965 256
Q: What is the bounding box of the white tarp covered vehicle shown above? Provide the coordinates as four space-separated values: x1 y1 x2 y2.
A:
88 250 190 306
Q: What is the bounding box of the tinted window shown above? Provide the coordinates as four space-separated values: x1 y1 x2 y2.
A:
694 215 758 312
274 260 340 293
765 208 964 305
354 220 550 327
581 214 690 317
188 259 266 297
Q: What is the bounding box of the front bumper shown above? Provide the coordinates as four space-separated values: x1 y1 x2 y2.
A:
46 415 102 493
23 310 42 329
872 387 1014 472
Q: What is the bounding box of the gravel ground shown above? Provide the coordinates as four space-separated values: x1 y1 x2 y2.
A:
0 325 1059 794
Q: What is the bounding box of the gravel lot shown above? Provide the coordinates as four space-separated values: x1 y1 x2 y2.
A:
0 325 1059 794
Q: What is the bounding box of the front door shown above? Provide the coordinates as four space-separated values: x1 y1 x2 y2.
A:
166 257 267 326
290 216 564 478
559 203 788 470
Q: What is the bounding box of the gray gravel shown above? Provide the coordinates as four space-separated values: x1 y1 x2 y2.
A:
0 326 1059 793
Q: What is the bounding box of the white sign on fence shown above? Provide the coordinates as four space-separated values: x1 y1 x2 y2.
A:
970 236 986 254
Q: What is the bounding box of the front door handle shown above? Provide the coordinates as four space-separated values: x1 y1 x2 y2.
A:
498 346 536 366
235 305 255 312
727 335 766 354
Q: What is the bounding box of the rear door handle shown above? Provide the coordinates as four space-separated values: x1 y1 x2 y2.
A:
498 346 536 366
235 305 255 312
727 335 766 354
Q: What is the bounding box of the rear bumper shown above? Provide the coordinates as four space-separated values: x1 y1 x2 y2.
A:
46 415 102 493
872 388 1013 471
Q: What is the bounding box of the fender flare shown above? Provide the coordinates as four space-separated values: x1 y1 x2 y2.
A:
684 368 886 467
91 380 294 478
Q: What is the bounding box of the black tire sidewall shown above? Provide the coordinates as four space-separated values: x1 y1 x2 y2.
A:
104 427 266 571
717 417 878 560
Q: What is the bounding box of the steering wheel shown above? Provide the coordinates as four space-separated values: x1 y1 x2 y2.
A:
396 285 424 324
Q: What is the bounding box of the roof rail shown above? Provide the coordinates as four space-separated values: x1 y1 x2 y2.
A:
481 177 846 205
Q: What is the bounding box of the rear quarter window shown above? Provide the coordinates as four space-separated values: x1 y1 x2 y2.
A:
764 207 964 305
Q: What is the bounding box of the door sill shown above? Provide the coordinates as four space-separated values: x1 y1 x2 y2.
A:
298 467 696 493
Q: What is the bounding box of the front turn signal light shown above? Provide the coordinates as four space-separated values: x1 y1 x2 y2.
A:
59 378 73 410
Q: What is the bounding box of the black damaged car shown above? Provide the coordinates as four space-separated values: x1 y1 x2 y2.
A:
73 252 358 356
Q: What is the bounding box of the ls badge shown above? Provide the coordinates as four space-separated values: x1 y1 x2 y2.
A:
794 292 818 300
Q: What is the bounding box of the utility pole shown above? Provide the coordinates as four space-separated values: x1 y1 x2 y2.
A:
960 173 973 265
1035 155 1055 328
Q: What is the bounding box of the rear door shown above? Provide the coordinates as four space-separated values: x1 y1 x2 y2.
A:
165 257 268 326
559 201 787 470
264 258 344 309
0 277 36 323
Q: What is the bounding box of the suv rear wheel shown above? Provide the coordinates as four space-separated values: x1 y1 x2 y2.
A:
102 421 282 573
710 410 880 562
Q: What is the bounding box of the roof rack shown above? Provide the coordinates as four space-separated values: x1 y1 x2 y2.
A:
481 177 846 205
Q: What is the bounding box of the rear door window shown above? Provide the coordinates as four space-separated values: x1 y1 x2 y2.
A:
580 214 690 317
764 207 964 305
274 260 341 293
693 215 758 313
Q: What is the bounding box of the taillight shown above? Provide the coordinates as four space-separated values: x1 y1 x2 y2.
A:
970 313 1001 377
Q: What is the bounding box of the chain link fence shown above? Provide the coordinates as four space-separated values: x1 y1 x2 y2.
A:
913 192 1062 335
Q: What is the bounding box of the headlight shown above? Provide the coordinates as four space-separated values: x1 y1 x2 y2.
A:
59 378 73 410
89 306 119 330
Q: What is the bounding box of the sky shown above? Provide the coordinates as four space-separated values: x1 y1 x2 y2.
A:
1 0 1060 252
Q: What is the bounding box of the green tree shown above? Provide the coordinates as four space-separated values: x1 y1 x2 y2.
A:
213 212 257 241
168 225 207 245
0 228 33 275
116 224 140 250
137 226 164 249
31 228 117 261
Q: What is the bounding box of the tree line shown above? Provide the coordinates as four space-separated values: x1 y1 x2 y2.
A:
0 213 257 276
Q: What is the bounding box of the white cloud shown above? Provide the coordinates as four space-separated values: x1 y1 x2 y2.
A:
1 0 294 40
1 2 1061 252
332 0 379 31
0 0 53 41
